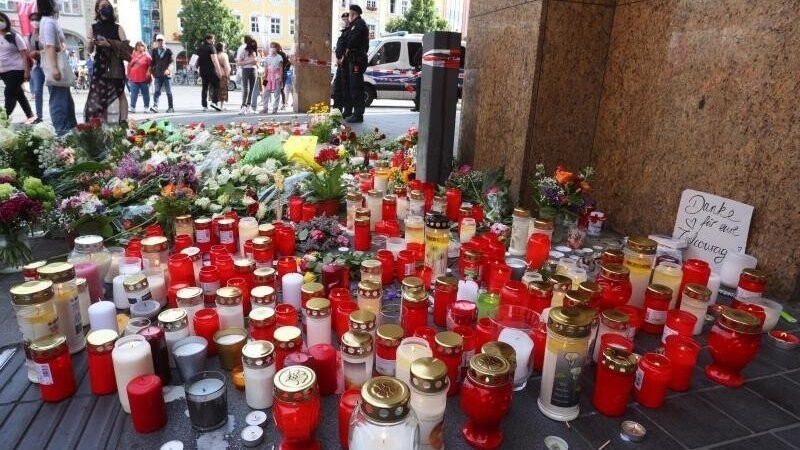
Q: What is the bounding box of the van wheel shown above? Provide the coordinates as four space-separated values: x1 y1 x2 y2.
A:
364 85 376 107
228 80 237 91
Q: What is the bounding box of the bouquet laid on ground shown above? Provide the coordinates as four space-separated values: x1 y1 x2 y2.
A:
295 216 350 253
531 163 595 218
0 169 49 268
446 165 513 224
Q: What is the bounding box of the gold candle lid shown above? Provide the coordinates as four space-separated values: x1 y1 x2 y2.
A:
600 263 631 281
273 365 318 402
360 260 382 274
175 214 193 224
601 308 630 330
23 260 47 272
434 276 457 291
548 306 595 338
346 190 363 202
383 194 397 205
409 190 424 200
301 282 324 297
626 236 657 254
468 353 511 387
248 306 276 327
564 289 591 307
434 331 463 354
464 250 482 263
141 236 168 253
158 308 189 332
481 341 517 372
36 262 75 283
86 329 118 353
273 326 303 349
683 283 711 302
533 217 554 230
402 286 428 304
740 268 767 283
376 324 404 347
242 340 276 368
75 277 87 291
349 309 376 332
718 307 762 334
234 258 256 272
340 331 374 357
176 287 203 306
361 376 411 422
123 274 149 292
29 334 67 358
548 274 572 291
355 208 371 219
258 223 275 236
216 287 243 306
646 284 673 300
600 347 639 373
512 207 531 218
355 216 370 226
528 281 553 295
251 286 276 305
578 281 602 300
358 280 382 298
10 280 54 305
367 189 382 199
402 276 425 292
304 298 331 318
254 267 277 282
410 356 449 393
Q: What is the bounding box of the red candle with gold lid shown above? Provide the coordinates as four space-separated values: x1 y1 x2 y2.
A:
595 264 633 310
705 307 762 387
273 326 304 372
273 365 322 450
641 284 672 335
87 329 119 395
30 335 77 402
433 276 457 327
433 331 463 396
593 347 639 416
460 353 513 450
249 306 277 342
634 352 672 408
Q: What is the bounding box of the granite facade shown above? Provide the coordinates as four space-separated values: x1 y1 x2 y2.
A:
294 0 332 112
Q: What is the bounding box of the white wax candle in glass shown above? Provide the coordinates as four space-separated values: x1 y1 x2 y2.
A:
304 298 332 348
679 284 711 335
215 287 245 329
146 267 168 308
281 273 304 310
112 334 155 413
394 337 432 387
238 217 259 257
652 262 682 309
498 327 534 390
242 340 276 410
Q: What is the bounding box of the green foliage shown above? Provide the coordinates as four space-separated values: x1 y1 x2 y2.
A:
304 163 346 201
385 0 449 34
178 0 243 54
242 135 289 165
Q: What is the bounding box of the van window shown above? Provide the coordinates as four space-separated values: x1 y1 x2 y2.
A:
369 42 401 66
408 42 422 68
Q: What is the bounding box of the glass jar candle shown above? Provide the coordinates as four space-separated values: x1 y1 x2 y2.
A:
300 282 325 312
651 262 682 309
641 284 672 335
242 340 277 410
249 306 277 342
138 325 172 386
376 250 395 285
273 365 321 448
376 324 403 376
185 371 228 431
617 305 643 339
37 262 85 354
176 287 204 334
424 213 450 281
112 334 155 413
679 283 711 335
339 388 362 449
366 189 383 230
350 310 377 338
593 308 629 362
433 331 463 396
180 247 203 282
664 334 700 392
595 264 633 310
23 260 47 281
274 223 297 257
401 286 429 336
194 218 213 253
308 343 338 396
592 347 639 417
252 237 274 269
238 217 259 257
346 191 364 233
447 300 477 330
396 337 433 387
304 298 332 347
430 194 445 215
500 280 528 308
199 266 221 307
276 304 299 328
443 188 460 222
217 218 237 254
258 222 275 238
661 309 697 344
174 214 194 240
382 194 398 222
193 309 220 356
460 218 476 245
350 376 419 450
460 249 482 282
214 327 248 371
678 259 711 308
539 307 594 421
354 217 371 251
68 234 112 301
288 195 303 223
340 331 374 390
357 280 382 315
634 352 672 408
409 190 425 217
273 326 303 371
736 268 767 300
360 259 382 285
10 280 59 383
460 353 513 449
158 308 190 368
404 215 425 245
547 274 572 308
433 276 457 327
528 281 553 314
253 267 277 290
409 357 448 449
139 236 169 275
145 267 168 308
215 286 245 329
705 307 762 387
30 334 77 402
508 207 531 256
168 252 196 287
76 277 91 326
86 328 118 395
622 236 657 308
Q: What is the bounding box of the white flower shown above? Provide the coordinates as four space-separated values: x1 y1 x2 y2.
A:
230 168 241 181
217 168 231 185
262 159 278 173
0 128 16 150
256 173 270 185
240 165 253 176
32 123 56 140
255 203 267 220
206 179 219 191
210 203 222 213
195 197 211 209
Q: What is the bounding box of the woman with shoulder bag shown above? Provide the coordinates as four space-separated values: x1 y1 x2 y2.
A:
0 12 34 122
26 12 44 123
37 0 77 135
85 0 132 124
127 41 152 113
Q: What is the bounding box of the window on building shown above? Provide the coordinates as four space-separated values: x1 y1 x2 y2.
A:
271 17 281 35
290 18 295 35
366 0 377 11
0 1 10 12
250 15 260 33
401 0 409 14
390 0 396 14
61 0 81 15
369 41 401 66
367 23 375 40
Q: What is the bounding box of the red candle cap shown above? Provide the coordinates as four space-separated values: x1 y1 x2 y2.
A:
127 374 162 395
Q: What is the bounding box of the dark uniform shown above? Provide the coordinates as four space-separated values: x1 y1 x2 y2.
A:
411 46 423 111
332 20 350 113
345 13 370 121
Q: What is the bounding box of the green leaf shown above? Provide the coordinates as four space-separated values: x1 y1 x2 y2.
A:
64 161 111 176
298 228 309 241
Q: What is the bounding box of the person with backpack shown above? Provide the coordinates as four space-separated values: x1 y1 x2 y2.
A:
0 12 34 122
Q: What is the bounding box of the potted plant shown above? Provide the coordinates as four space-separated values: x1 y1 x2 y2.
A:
303 147 347 217
0 170 47 272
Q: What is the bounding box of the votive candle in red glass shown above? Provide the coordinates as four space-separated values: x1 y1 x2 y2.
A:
705 307 762 388
277 256 298 280
168 253 196 286
434 331 464 396
30 335 77 402
193 308 220 356
595 264 633 310
402 290 429 336
616 305 643 339
414 326 437 349
215 254 235 286
460 353 513 449
598 333 634 356
87 329 118 395
253 237 274 269
416 264 433 291
276 304 299 328
253 267 277 290
174 234 193 254
487 262 512 294
406 242 425 262
397 250 416 281
167 282 191 309
354 217 371 251
274 326 304 372
302 203 317 222
127 374 167 433
454 325 476 383
447 300 477 330
664 334 700 392
199 266 221 307
677 259 710 309
661 310 698 344
433 276 458 327
634 352 672 408
376 250 395 285
145 224 164 237
475 317 499 352
335 302 360 340
382 195 397 222
532 319 548 372
249 306 277 342
308 343 338 396
194 218 212 253
288 195 303 223
445 188 462 222
273 366 322 450
528 282 553 314
593 347 638 417
228 277 252 316
274 223 297 257
641 284 672 335
321 263 345 296
500 280 527 308
338 388 361 449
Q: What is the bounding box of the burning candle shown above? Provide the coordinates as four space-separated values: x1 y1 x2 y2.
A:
112 335 154 413
74 260 102 302
395 337 433 387
213 328 248 370
146 268 168 308
137 325 172 386
185 371 228 431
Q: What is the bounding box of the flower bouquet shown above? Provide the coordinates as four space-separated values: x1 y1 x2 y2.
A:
295 216 350 253
530 164 594 218
445 165 513 225
0 170 45 271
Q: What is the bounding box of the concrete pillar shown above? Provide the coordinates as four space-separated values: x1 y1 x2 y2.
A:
294 0 332 113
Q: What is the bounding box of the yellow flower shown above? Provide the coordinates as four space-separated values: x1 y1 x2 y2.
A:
303 271 317 283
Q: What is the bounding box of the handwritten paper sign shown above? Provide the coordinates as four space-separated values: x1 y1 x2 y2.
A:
672 189 753 270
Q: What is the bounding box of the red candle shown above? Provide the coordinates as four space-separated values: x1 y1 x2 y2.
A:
217 218 237 254
500 280 527 308
137 326 172 386
87 329 118 395
433 331 463 396
302 203 317 222
734 303 766 328
433 276 458 327
276 304 299 328
447 300 477 330
215 254 235 286
228 277 252 316
526 233 551 270
358 172 374 192
705 307 762 388
634 352 672 408
354 217 371 251
308 344 338 396
127 374 167 433
273 366 322 450
678 259 710 309
253 267 277 290
173 234 193 254
288 195 303 223
30 335 77 402
375 324 403 376
598 333 634 356
284 351 314 369
737 268 767 299
595 264 633 310
382 195 397 222
402 290 429 336
335 302 360 340
274 223 297 257
277 256 298 280
454 325 476 383
460 354 513 449
338 388 361 449
274 326 304 372
249 307 277 342
194 218 212 253
192 308 220 356
664 334 700 392
199 266 221 307
641 284 672 334
321 263 345 296
528 282 553 314
475 317 499 352
145 224 164 237
487 262 511 294
661 310 697 344
445 187 462 222
415 264 433 290
616 305 643 339
376 250 395 285
406 242 425 262
532 319 548 372
593 347 638 416
414 326 438 349
472 204 484 223
167 283 191 309
328 287 352 315
253 237 274 269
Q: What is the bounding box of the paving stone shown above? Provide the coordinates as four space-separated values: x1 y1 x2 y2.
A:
758 337 800 371
572 406 683 450
639 394 750 448
774 423 800 449
746 376 800 419
708 433 795 450
699 387 797 432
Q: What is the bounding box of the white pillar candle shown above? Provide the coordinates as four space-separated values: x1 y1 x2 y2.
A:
304 299 332 348
146 268 168 308
281 273 304 310
457 280 479 303
652 262 682 310
395 337 432 387
238 217 259 258
89 300 118 332
242 341 277 410
499 327 534 390
707 271 722 305
76 278 91 326
396 195 409 222
112 334 155 413
745 297 782 332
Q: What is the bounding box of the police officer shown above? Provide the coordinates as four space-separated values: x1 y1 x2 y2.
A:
344 4 369 123
332 12 350 114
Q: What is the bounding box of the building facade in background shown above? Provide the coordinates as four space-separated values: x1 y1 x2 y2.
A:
1 0 92 59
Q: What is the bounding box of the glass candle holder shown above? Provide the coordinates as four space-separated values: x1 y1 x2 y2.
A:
705 307 762 387
340 331 374 390
213 328 247 370
433 276 458 326
679 283 712 335
641 284 672 335
664 334 700 392
242 340 277 410
740 297 782 332
112 334 155 413
447 300 477 330
736 268 768 300
433 331 464 396
594 264 632 310
593 347 639 417
193 309 220 356
336 302 360 340
661 309 698 344
308 343 338 396
634 352 672 408
651 262 682 309
249 306 277 342
338 388 361 449
273 366 322 450
357 280 382 316
395 337 433 387
460 353 513 450
677 259 711 308
30 335 77 402
185 371 228 431
87 329 119 395
273 326 304 372
719 252 758 289
137 325 172 387
375 324 404 376
172 336 208 382
378 302 402 326
350 376 419 449
492 304 539 391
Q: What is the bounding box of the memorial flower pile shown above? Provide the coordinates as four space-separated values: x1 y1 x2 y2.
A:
531 163 595 217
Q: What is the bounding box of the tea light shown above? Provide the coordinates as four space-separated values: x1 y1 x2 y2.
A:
160 441 184 450
130 300 161 320
743 297 782 331
89 301 118 332
172 336 208 382
768 330 799 350
282 273 304 310
245 410 268 428
185 371 228 431
241 425 264 447
213 328 247 370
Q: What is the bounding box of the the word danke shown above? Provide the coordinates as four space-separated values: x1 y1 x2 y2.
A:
684 194 740 222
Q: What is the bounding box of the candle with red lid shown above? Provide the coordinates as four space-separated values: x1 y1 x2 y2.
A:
664 334 700 392
641 284 672 334
127 374 167 433
634 352 672 408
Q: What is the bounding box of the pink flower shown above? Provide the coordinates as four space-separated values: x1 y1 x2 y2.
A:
310 229 325 240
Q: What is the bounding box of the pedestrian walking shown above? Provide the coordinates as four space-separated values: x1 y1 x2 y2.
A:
259 42 283 114
26 12 44 123
332 11 350 114
149 34 173 113
127 41 152 113
215 42 231 111
236 35 257 114
344 5 369 123
0 12 35 123
283 66 294 110
274 43 290 110
85 0 132 124
196 34 222 111
37 0 76 135
250 47 265 111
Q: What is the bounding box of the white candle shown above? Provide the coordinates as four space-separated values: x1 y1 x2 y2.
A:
146 269 167 308
216 303 245 330
238 217 259 258
707 271 721 305
215 334 246 345
745 297 782 332
113 264 143 310
76 278 91 326
652 262 682 310
305 312 332 348
112 335 154 413
89 300 118 332
281 273 304 310
396 195 409 221
395 337 432 387
173 341 206 356
499 327 534 389
244 363 276 410
457 280 479 303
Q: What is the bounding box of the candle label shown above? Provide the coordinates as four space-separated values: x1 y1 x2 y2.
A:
128 290 153 305
201 281 220 298
219 230 234 245
550 348 585 408
645 308 667 325
661 325 679 343
196 229 211 244
34 362 54 385
69 296 82 335
634 367 645 390
735 287 761 300
375 355 395 376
